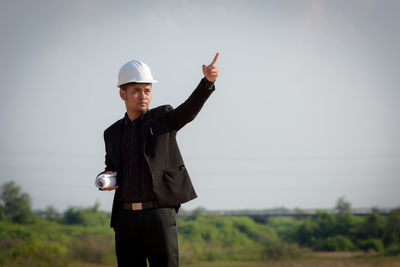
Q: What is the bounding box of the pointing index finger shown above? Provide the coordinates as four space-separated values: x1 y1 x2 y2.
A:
210 52 219 65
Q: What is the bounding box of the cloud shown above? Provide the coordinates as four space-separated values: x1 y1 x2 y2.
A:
146 14 182 36
297 0 364 44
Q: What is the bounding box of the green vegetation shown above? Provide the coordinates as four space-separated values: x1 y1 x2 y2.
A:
268 208 400 254
0 182 115 267
0 181 400 266
1 181 35 224
177 214 306 263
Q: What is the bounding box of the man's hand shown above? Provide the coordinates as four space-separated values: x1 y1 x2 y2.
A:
99 185 118 191
202 52 219 82
98 171 118 191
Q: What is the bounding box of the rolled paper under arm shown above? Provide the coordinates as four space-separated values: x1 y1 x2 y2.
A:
95 173 117 189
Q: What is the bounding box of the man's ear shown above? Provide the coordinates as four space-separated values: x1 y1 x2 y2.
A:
119 89 126 101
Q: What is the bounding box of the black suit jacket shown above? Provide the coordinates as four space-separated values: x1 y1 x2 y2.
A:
102 78 215 228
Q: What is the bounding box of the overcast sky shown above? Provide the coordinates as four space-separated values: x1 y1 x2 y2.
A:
1 0 399 212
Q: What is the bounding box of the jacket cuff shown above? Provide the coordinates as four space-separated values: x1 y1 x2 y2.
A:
202 77 215 90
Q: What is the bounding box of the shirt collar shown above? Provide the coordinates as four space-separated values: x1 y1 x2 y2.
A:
123 110 148 126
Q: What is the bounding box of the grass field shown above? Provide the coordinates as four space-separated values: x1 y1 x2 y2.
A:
69 253 400 267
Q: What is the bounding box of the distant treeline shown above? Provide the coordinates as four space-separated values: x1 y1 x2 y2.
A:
1 181 400 266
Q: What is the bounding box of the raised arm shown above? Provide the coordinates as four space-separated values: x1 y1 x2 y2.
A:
169 53 219 131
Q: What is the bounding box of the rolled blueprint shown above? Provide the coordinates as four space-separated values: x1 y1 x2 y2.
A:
95 172 117 189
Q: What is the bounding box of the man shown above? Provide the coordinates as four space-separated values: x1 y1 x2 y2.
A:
97 53 219 267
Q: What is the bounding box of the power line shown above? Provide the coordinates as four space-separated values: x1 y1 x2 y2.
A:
1 149 400 161
186 154 400 161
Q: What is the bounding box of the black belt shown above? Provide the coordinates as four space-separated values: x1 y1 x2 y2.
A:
122 201 159 211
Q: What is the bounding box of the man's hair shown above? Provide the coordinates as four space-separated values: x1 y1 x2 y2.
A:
119 82 135 91
119 82 151 91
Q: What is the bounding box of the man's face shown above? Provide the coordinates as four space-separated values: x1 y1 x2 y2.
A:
120 83 152 114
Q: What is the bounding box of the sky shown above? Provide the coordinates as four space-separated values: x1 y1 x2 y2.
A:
0 0 399 213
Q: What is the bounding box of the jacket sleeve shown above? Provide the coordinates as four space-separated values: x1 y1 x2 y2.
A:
103 130 116 172
169 78 215 131
96 130 116 178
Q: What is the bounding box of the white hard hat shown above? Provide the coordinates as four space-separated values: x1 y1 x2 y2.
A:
117 60 157 87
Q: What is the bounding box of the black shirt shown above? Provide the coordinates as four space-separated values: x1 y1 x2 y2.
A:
119 112 156 202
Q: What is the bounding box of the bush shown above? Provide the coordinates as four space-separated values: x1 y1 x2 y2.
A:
311 211 336 239
61 204 109 227
384 242 400 256
322 235 355 251
67 234 114 263
384 208 400 246
2 239 68 267
178 215 282 263
0 218 115 266
335 212 357 236
296 220 317 246
356 212 386 240
268 218 303 243
265 242 309 259
0 204 6 221
358 238 384 253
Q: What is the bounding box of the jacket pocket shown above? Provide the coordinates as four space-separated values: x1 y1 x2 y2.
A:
163 165 188 190
161 165 193 204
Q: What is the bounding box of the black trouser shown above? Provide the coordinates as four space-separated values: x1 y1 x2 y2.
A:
114 207 178 267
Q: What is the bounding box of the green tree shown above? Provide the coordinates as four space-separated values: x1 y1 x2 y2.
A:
61 202 109 226
335 212 357 237
296 219 317 246
356 211 386 239
383 208 400 246
312 211 336 239
323 235 355 251
383 208 400 255
358 238 384 253
35 205 61 221
336 196 351 214
0 204 6 221
0 181 34 223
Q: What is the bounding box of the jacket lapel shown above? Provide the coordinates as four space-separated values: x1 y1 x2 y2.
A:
140 110 156 158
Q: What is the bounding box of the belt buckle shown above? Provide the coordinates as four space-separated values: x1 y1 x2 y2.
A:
131 202 143 210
